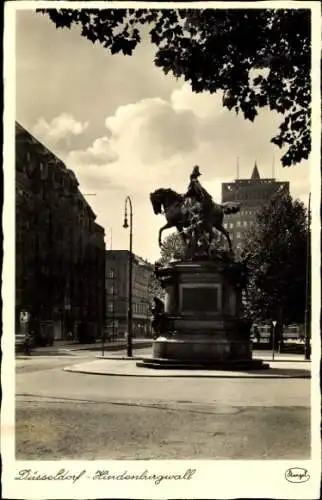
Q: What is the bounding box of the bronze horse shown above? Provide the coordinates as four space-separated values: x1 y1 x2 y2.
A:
150 188 240 252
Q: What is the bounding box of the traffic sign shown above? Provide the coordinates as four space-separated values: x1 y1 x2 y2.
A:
272 320 277 360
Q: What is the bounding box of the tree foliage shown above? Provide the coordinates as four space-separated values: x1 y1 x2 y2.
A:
147 271 164 301
242 193 309 328
158 232 185 264
39 7 311 166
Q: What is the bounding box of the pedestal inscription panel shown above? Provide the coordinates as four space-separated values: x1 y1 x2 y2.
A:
180 285 220 313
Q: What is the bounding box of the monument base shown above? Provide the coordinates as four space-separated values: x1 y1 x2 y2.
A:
142 259 270 371
152 334 252 361
138 334 269 370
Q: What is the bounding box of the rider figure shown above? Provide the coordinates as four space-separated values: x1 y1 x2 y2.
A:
184 165 213 220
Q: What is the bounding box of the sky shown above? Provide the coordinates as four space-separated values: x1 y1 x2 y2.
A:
16 9 311 262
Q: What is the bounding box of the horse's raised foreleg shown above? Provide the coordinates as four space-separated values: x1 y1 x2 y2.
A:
159 222 171 247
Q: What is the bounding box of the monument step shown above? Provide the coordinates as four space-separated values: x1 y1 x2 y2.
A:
137 357 270 371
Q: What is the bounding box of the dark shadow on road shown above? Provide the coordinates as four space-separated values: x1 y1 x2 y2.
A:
238 367 311 379
17 351 74 357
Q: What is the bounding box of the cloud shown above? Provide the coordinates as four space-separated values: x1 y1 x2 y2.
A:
66 95 199 194
103 96 198 164
31 86 309 202
32 113 89 151
69 136 118 166
65 85 282 198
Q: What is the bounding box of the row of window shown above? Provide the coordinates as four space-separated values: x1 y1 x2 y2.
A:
239 209 256 216
20 147 77 191
107 301 148 315
221 230 243 240
225 188 285 201
224 221 249 229
226 210 256 218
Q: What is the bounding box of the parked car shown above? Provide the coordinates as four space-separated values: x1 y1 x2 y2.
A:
30 321 54 347
15 333 27 352
15 333 34 354
77 321 97 344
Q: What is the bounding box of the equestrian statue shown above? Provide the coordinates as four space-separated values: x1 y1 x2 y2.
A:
150 166 240 256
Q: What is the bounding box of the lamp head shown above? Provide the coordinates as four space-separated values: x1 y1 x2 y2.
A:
123 217 129 229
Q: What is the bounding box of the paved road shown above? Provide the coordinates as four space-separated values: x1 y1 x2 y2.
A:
16 350 100 374
15 348 311 460
16 345 152 373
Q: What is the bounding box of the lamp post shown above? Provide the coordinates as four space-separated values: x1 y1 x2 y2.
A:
272 320 277 360
304 192 311 360
123 196 133 358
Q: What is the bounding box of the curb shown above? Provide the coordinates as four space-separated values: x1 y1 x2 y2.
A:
69 342 153 352
95 356 145 361
63 366 311 379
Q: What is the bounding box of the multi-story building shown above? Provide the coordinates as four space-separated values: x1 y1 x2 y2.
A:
221 162 290 253
16 121 105 343
105 250 155 339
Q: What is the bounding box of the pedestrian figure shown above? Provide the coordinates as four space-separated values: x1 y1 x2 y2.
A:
23 331 32 356
253 325 261 343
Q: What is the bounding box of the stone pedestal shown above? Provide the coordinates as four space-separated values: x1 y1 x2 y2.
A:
138 259 269 370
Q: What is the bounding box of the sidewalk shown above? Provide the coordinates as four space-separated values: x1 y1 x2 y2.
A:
64 356 311 379
95 350 309 362
61 338 152 352
16 338 152 357
252 351 310 363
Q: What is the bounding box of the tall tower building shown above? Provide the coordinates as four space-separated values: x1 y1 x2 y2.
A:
221 162 290 252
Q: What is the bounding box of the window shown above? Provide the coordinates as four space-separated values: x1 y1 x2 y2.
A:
229 222 234 229
236 232 241 239
107 302 113 312
223 223 228 229
108 269 115 278
109 286 115 295
237 221 241 227
243 221 247 227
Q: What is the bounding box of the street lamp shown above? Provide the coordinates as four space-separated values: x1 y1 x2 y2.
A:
123 196 133 358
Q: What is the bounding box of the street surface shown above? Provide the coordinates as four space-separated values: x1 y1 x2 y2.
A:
16 347 310 460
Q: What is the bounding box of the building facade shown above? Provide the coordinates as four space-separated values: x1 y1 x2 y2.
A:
16 122 105 343
105 250 155 339
221 162 290 253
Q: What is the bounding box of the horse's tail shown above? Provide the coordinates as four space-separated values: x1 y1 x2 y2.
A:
220 202 241 214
